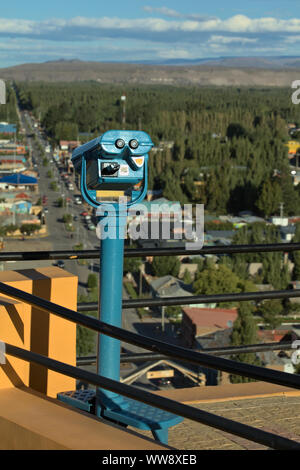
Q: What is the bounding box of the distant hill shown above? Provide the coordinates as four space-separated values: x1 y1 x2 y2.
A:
1 58 300 86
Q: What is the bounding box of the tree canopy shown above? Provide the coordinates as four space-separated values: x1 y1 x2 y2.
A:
15 82 300 214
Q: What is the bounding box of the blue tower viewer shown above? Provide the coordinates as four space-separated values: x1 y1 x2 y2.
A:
65 130 183 444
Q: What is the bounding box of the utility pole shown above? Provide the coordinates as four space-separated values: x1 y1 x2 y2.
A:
279 202 284 218
121 94 126 129
161 305 165 333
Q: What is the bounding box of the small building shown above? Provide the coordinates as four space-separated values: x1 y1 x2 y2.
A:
286 140 300 156
150 275 193 300
280 225 296 242
291 170 300 187
205 230 235 245
146 189 163 201
128 198 181 221
179 263 198 280
270 216 289 227
0 123 17 135
59 140 81 151
181 307 238 349
0 174 38 192
248 262 263 276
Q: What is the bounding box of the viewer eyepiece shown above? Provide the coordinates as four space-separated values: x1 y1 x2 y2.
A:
115 139 125 149
129 139 139 149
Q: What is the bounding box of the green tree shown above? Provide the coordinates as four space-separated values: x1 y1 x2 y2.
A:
230 302 261 383
76 293 98 356
193 263 257 307
182 269 192 284
152 256 180 278
165 305 182 321
256 179 282 217
123 257 142 274
54 121 78 142
87 273 97 290
293 251 300 280
20 224 40 236
226 123 248 140
259 299 283 329
56 197 66 208
4 224 18 234
193 264 242 297
77 323 96 356
63 213 73 224
292 224 300 280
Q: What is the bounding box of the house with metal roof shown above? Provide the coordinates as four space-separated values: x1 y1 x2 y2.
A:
0 123 16 134
0 174 38 191
150 275 193 299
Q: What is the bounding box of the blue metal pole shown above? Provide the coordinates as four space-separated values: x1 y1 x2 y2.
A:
96 202 127 416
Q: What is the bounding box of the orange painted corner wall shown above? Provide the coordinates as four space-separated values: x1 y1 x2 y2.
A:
0 267 78 397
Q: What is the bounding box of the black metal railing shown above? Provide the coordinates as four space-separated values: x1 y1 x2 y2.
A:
0 280 299 389
0 241 299 261
77 287 300 312
77 340 296 366
3 341 299 450
1 242 300 449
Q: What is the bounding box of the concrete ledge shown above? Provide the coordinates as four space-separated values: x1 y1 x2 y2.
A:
154 381 300 405
0 387 168 450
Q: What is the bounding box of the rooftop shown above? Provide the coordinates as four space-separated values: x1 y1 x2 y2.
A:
150 275 193 298
0 174 37 185
183 307 238 329
154 383 300 450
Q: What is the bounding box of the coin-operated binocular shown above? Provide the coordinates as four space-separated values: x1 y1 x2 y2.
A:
63 129 183 443
71 130 153 208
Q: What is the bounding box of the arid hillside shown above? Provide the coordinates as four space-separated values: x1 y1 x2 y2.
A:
1 60 300 86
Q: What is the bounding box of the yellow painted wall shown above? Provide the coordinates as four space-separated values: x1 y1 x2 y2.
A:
0 267 77 397
0 387 166 450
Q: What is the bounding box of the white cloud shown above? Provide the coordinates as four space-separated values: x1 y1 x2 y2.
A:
1 14 300 40
143 6 217 22
208 35 258 44
143 6 180 18
284 35 300 43
0 12 299 66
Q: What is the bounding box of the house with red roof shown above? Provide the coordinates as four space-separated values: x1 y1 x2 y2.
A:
181 307 238 348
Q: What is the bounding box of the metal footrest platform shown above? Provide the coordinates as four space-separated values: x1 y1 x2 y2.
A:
57 389 183 445
57 389 95 413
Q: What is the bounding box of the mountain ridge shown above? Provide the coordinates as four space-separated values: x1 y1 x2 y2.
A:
1 57 300 86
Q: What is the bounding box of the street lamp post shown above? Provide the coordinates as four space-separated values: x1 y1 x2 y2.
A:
121 94 126 129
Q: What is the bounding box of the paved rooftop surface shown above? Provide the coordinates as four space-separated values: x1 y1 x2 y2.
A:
132 394 300 450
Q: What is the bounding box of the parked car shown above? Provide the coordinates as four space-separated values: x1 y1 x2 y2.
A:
87 223 96 231
56 260 65 269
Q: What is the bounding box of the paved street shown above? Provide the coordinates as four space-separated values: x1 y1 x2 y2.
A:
14 111 100 293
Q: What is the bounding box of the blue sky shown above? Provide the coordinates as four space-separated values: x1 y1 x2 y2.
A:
1 1 300 67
